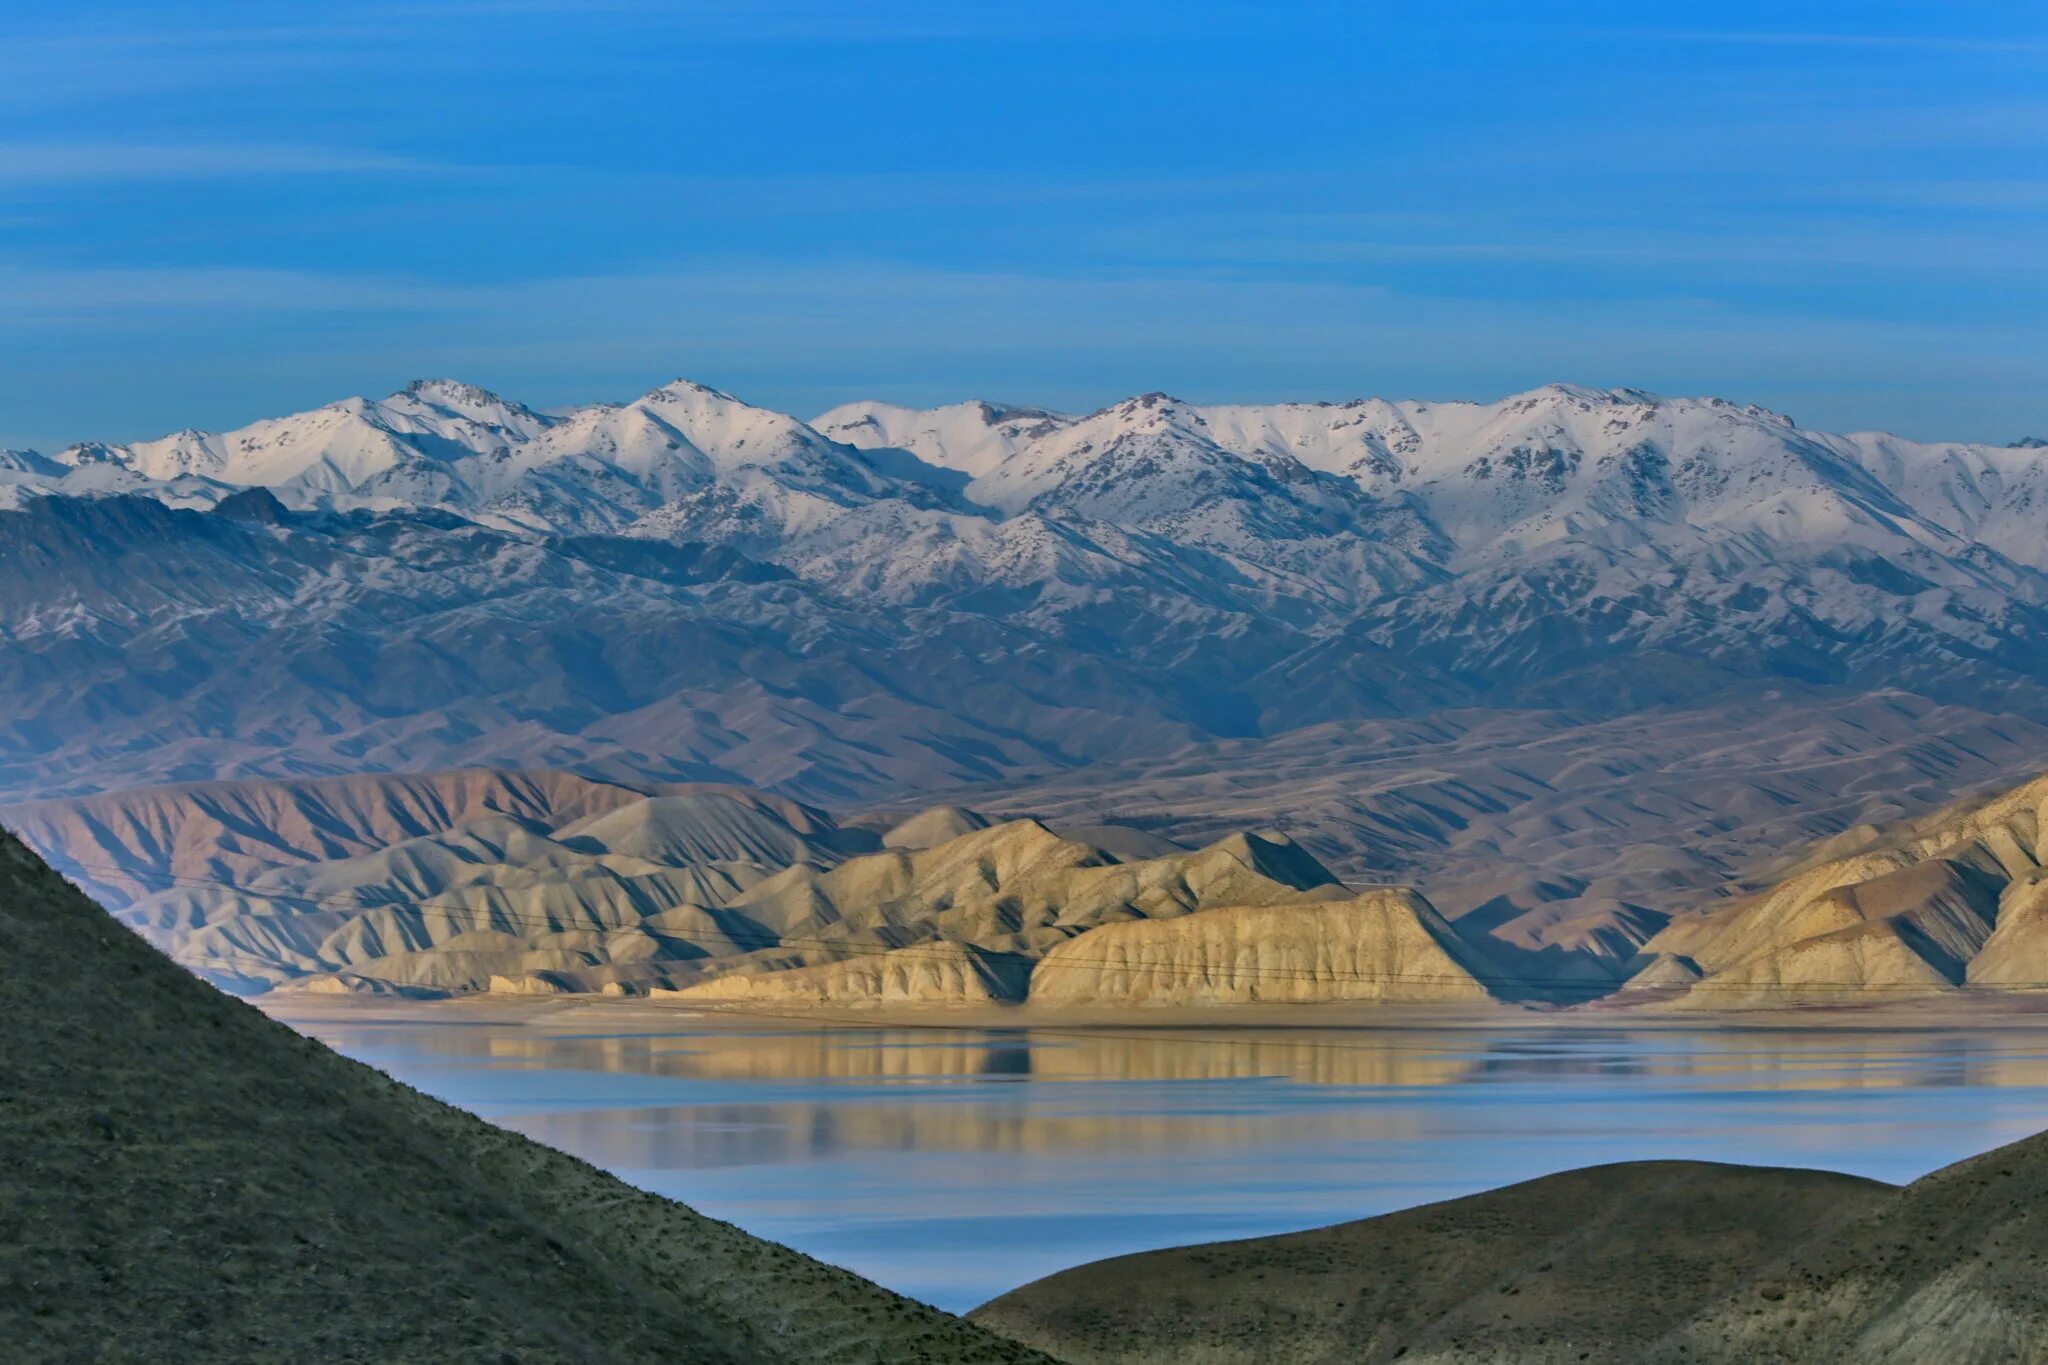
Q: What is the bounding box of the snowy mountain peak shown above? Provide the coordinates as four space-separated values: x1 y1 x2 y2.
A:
1485 384 1791 427
813 398 1074 477
401 377 494 402
0 448 61 477
976 400 1061 425
1102 391 1195 419
1516 381 1650 406
1483 383 1699 422
966 388 1338 530
12 377 2048 598
644 377 746 407
385 379 554 441
626 379 841 452
622 379 844 463
396 378 528 412
55 442 127 467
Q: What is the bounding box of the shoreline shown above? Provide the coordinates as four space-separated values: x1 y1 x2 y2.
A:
259 990 2048 1033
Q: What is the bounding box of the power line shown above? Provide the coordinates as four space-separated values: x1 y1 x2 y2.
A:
43 850 2048 999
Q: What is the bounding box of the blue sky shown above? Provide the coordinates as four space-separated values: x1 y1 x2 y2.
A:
1 0 2044 448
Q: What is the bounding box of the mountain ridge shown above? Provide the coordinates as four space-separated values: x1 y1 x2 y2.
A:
21 752 2048 1011
6 376 2048 809
5 771 1373 1000
1629 765 2048 1008
16 378 2046 572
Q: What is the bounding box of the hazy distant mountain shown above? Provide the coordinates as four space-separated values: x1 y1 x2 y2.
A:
4 378 2048 805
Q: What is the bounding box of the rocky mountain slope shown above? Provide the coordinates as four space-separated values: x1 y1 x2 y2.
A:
7 769 1385 1002
5 378 2048 806
0 488 1219 803
0 830 1044 1363
0 768 658 902
972 1130 2048 1364
1025 892 1501 1007
17 748 2048 1011
1632 765 2048 1008
938 691 2048 956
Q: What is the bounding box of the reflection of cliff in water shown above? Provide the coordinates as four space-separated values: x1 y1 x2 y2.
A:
307 1017 2048 1095
1461 1031 2048 1092
331 1025 1478 1087
462 1030 2048 1169
499 1099 1455 1169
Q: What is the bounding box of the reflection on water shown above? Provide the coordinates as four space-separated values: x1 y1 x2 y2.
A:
288 1011 2048 1312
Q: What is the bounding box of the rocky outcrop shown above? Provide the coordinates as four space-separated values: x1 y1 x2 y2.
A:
486 971 577 996
1968 875 2048 987
717 821 1343 960
1026 892 1498 1007
6 771 1346 1001
635 823 1350 1007
1617 952 1703 992
1658 922 1960 1010
666 943 1030 1007
1642 772 2048 1009
881 805 993 850
0 768 656 907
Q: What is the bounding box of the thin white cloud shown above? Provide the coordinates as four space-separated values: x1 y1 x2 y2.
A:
5 0 1207 58
1 256 2042 449
0 265 446 315
1600 28 2048 54
0 142 433 185
1808 180 2048 211
0 254 2031 356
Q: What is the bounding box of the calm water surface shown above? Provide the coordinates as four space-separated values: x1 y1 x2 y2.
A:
288 1011 2048 1312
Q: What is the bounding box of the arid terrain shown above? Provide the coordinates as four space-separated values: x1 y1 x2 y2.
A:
9 729 2046 1015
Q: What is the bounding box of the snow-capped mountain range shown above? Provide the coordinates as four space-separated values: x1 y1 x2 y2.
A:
4 376 2047 804
12 377 2046 582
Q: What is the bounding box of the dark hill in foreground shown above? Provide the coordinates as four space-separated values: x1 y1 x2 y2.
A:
974 1134 2048 1364
0 831 1044 1363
